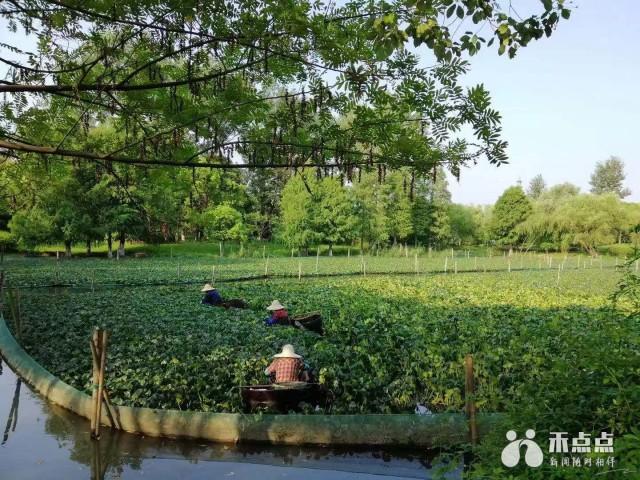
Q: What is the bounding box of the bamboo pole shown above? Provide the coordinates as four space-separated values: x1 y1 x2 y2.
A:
465 354 478 445
90 330 100 435
298 261 302 281
94 329 108 439
444 257 448 273
211 265 215 284
102 388 119 430
315 247 320 274
264 256 269 277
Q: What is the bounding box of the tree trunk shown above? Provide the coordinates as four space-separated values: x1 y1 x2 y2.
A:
107 233 113 259
117 232 125 257
64 240 72 257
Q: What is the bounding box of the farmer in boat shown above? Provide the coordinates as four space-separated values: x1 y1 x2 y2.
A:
201 283 223 306
264 299 289 325
265 344 311 384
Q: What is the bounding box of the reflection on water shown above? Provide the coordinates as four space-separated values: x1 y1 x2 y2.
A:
0 357 459 479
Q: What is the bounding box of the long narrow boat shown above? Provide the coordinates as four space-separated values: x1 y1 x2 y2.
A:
240 383 328 413
220 298 249 309
290 312 323 335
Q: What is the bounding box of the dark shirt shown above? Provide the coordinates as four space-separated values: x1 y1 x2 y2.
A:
202 290 223 306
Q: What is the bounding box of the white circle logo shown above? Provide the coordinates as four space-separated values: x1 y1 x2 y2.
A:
501 429 544 468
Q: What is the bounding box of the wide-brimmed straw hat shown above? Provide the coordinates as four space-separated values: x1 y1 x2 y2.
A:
201 283 216 292
273 344 302 359
266 299 285 311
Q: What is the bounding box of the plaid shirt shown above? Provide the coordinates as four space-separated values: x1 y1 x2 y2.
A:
266 357 303 383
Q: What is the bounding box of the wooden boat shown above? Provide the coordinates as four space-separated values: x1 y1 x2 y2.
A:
290 312 323 335
240 382 328 413
220 298 248 309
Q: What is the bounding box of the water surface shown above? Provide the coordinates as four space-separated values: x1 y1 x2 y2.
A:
0 358 458 479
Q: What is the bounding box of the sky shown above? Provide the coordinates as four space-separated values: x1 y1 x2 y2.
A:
445 0 639 205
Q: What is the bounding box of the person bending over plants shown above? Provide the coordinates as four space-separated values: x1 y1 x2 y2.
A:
201 283 223 306
265 344 312 384
264 299 289 325
201 284 248 309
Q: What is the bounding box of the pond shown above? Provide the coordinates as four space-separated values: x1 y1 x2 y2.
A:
0 358 459 479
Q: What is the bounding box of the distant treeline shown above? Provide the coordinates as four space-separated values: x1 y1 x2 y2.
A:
0 157 637 256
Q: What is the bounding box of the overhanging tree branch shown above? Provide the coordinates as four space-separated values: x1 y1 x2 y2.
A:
0 138 393 169
0 56 267 93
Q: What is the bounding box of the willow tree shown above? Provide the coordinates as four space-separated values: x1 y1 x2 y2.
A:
0 0 572 249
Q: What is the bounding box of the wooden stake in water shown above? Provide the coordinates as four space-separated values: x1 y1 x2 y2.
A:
211 266 215 284
298 261 302 281
262 245 266 259
348 247 351 258
444 257 448 273
177 263 181 280
415 253 419 275
316 247 320 274
508 260 511 273
557 264 561 285
264 256 269 277
219 242 223 257
454 261 458 274
474 257 477 271
451 248 454 258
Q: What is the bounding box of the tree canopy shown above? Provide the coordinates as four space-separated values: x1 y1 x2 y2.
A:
589 156 631 198
0 1 578 253
0 0 573 176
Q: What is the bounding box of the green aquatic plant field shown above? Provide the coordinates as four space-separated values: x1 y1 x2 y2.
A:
2 258 637 431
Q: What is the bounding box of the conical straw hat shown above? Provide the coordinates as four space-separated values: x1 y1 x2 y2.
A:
273 344 302 359
201 283 216 292
266 299 285 311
